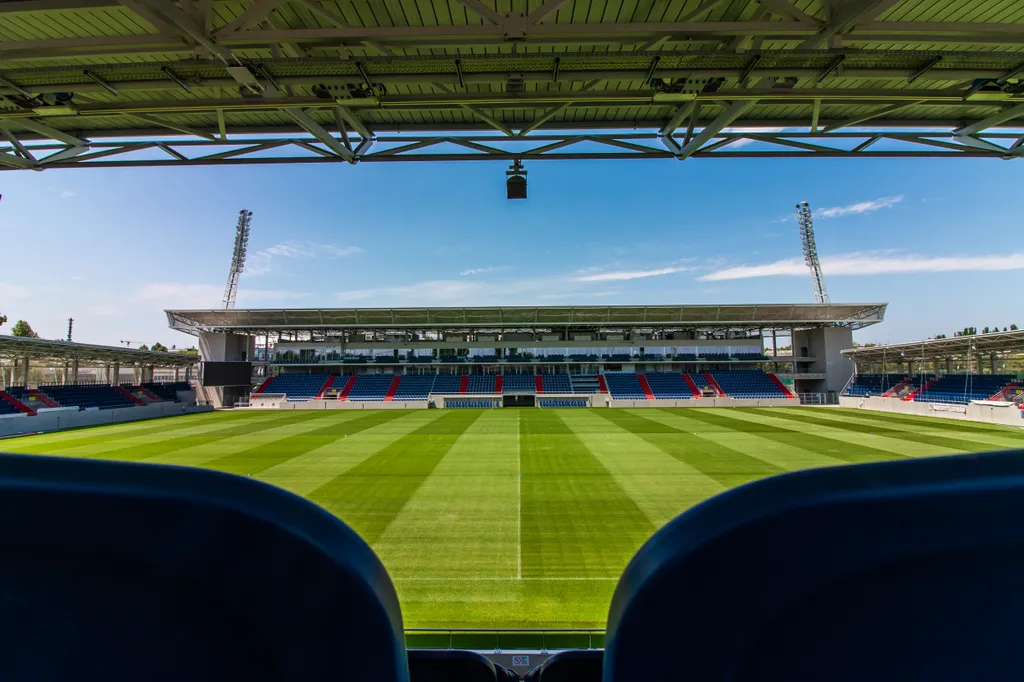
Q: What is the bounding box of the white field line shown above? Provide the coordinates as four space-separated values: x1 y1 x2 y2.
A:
517 410 522 580
393 577 618 582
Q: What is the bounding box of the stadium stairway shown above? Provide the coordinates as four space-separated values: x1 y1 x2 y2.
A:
636 375 655 400
27 388 58 408
494 376 504 394
0 391 33 415
384 377 400 402
703 373 725 397
316 376 337 400
337 376 356 401
597 375 609 394
114 386 146 406
906 378 938 401
253 376 274 395
683 373 702 398
535 375 544 393
767 373 796 398
136 386 163 403
459 376 469 394
990 382 1022 401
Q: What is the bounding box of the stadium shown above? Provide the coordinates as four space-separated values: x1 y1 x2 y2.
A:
2 0 1024 678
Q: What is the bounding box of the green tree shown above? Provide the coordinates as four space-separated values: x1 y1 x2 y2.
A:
0 313 7 330
178 347 199 355
10 320 37 337
138 344 149 351
1012 324 1019 331
151 342 168 352
983 327 990 334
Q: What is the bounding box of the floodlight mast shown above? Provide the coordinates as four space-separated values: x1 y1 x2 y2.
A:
796 201 829 305
222 209 253 310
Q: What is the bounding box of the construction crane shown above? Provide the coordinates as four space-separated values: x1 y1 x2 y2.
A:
795 201 829 304
222 209 253 309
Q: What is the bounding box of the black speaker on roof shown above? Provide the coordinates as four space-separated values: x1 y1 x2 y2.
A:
505 160 527 200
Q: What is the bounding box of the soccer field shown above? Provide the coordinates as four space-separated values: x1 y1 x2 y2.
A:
2 406 1023 629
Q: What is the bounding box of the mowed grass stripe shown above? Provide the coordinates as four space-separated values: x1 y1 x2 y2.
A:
375 410 519 580
308 411 483 544
202 410 413 475
519 410 653 578
257 411 447 497
593 409 785 488
749 407 995 453
0 409 282 455
802 408 1024 450
673 409 908 463
61 410 341 462
639 409 850 471
561 410 727 527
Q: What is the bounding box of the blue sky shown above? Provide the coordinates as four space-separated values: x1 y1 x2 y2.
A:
1 154 1021 349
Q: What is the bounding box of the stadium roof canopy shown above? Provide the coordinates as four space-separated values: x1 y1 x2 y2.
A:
166 302 887 333
842 329 1024 364
1 0 1023 169
0 334 198 366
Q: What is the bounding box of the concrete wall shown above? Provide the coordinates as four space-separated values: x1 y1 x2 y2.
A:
793 326 854 393
838 396 1024 428
0 402 214 438
254 400 430 410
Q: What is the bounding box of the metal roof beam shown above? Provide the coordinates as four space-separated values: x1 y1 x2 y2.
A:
12 119 90 147
118 0 234 63
954 102 1024 136
755 0 821 24
799 0 904 49
125 113 217 140
284 108 355 162
820 100 924 133
658 100 697 138
670 99 757 159
528 0 571 24
215 0 290 36
334 105 372 139
452 0 504 25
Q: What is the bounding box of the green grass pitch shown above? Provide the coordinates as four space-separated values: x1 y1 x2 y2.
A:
2 406 1023 629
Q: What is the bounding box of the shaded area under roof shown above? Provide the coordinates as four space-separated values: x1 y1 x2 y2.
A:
842 329 1024 364
0 335 198 367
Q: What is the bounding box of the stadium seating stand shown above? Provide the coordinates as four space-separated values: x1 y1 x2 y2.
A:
914 374 1017 404
604 373 646 399
644 373 692 399
260 373 330 400
707 370 789 399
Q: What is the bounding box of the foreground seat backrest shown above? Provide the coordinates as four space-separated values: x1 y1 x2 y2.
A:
0 454 408 682
605 450 1024 682
408 649 499 682
533 650 601 682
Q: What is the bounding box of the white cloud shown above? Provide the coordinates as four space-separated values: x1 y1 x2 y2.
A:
60 190 78 199
700 251 1024 281
0 283 28 300
720 127 786 148
134 282 309 307
461 267 496 276
245 241 361 276
575 266 690 282
817 195 903 218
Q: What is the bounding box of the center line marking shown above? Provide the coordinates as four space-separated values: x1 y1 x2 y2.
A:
517 409 522 581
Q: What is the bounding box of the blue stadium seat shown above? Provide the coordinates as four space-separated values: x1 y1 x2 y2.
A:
603 373 646 399
605 450 1024 682
541 375 572 394
466 376 497 394
141 381 191 401
393 376 436 400
432 376 462 394
408 649 504 682
502 375 535 394
348 374 396 401
0 453 407 682
843 374 908 397
36 383 138 409
915 374 1015 404
260 373 330 399
643 373 691 399
524 650 600 682
709 370 789 398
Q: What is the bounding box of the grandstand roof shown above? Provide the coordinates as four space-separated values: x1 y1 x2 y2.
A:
842 329 1024 363
1 0 1023 168
166 302 887 333
0 334 198 367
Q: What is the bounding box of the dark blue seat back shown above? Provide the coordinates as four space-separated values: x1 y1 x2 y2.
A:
0 454 408 682
605 451 1024 682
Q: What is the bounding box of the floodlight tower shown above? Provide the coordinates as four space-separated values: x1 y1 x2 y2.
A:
795 201 829 304
222 209 253 309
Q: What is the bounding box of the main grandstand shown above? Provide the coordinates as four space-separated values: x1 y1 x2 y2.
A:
166 303 886 408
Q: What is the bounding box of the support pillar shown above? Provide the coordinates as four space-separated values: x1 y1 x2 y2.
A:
111 361 120 387
174 367 180 382
908 360 915 376
946 358 953 375
990 353 998 375
8 359 17 387
71 359 79 384
22 354 30 386
62 361 69 384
